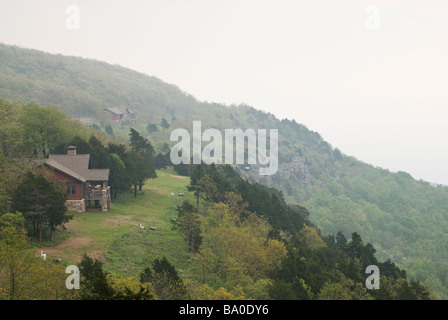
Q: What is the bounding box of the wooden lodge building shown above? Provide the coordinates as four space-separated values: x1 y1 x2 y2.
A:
103 107 136 125
37 146 111 213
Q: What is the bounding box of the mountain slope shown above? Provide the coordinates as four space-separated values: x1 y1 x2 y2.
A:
1 43 448 297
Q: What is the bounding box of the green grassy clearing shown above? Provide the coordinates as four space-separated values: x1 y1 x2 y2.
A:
44 168 196 278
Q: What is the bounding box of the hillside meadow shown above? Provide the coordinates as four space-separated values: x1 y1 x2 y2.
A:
44 168 195 277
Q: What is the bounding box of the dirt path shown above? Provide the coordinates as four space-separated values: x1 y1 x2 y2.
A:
171 175 189 179
44 236 96 263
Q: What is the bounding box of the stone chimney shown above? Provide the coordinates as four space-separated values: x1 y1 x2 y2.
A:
67 146 77 155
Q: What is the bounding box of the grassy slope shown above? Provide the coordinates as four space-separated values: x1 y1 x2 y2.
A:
45 168 195 278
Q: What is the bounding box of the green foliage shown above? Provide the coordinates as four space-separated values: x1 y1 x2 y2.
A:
186 163 306 235
105 124 114 136
79 254 115 299
1 43 447 298
0 221 70 300
128 128 157 194
0 98 25 157
172 211 203 253
129 128 155 156
171 201 202 253
269 230 429 300
55 128 157 199
154 153 169 170
173 162 190 176
20 103 73 156
146 123 158 134
160 118 170 133
168 163 430 300
140 256 188 299
107 153 131 198
0 212 25 231
12 172 71 242
79 254 156 300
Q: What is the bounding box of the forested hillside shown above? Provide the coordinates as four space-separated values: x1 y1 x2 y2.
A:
0 99 432 300
1 43 448 298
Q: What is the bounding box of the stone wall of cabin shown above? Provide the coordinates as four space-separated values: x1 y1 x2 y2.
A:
66 199 86 213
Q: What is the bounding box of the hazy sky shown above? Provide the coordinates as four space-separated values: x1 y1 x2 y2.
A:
1 0 447 185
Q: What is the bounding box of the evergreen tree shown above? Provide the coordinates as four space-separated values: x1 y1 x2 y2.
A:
128 129 156 193
87 135 110 169
188 164 205 210
171 200 202 252
107 153 130 199
12 172 71 242
160 118 170 133
154 153 168 170
146 123 158 134
104 124 114 136
140 256 188 299
129 128 155 157
79 254 115 300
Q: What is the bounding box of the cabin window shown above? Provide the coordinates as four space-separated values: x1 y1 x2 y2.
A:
66 183 77 196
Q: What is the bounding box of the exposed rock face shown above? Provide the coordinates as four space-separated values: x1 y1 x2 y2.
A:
239 155 311 187
277 156 311 186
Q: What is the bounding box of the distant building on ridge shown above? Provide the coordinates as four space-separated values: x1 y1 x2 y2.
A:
103 107 136 125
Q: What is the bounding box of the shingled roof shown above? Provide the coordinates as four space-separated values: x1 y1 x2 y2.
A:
104 107 133 115
45 154 109 183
